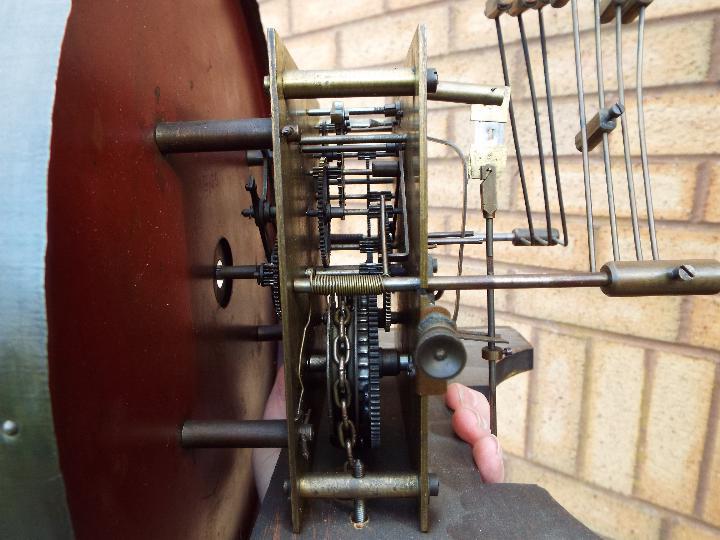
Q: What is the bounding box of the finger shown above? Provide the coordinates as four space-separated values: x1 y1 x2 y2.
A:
472 435 505 483
263 364 286 420
452 406 491 445
445 383 490 418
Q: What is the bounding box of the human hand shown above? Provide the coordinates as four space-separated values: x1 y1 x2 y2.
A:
445 382 504 483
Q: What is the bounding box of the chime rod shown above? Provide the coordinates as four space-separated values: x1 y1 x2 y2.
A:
616 2 644 260
538 8 568 246
637 5 660 259
495 18 537 243
594 0 621 261
518 13 554 246
571 0 597 271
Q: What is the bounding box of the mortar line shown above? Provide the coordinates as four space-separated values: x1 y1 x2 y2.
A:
694 361 720 518
631 349 655 498
575 337 594 479
504 452 720 536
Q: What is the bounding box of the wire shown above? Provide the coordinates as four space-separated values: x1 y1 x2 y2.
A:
428 136 468 322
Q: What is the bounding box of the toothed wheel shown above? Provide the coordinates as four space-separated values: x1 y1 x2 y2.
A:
354 294 381 448
382 291 392 332
315 163 331 267
270 242 281 320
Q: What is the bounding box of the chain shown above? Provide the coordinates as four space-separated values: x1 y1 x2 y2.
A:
330 294 356 466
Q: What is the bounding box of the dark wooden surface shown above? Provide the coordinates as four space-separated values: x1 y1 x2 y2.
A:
44 1 274 538
252 380 598 539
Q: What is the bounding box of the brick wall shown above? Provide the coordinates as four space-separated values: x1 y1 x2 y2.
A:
258 1 720 538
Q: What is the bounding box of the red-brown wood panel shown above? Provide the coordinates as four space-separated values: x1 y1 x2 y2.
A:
46 2 273 538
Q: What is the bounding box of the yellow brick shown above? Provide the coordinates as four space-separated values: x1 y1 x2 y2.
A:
510 287 681 343
650 0 720 18
450 1 594 54
667 517 720 540
702 395 720 527
687 294 720 351
428 158 512 212
427 110 450 158
289 0 384 35
451 1 720 55
432 48 507 90
497 371 530 457
590 221 720 276
705 162 720 223
580 339 644 495
513 18 714 101
386 0 437 9
259 0 291 36
490 214 595 272
512 156 698 222
528 330 586 474
506 455 663 539
453 87 720 158
338 5 450 67
636 352 715 514
285 31 336 69
595 222 720 266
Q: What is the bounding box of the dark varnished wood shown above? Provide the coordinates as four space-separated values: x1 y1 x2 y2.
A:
45 1 273 538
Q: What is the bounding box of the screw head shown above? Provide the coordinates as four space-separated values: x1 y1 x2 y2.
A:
2 420 19 437
281 125 298 140
676 264 696 281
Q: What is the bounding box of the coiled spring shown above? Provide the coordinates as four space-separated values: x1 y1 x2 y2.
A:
309 273 385 295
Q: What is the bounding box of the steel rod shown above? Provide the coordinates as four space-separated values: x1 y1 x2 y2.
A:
637 5 660 259
519 14 554 246
293 272 610 293
255 324 283 341
496 18 536 242
616 4 643 260
429 230 476 239
428 272 610 291
300 134 407 145
428 233 515 245
538 9 568 247
379 194 389 275
216 265 258 280
328 178 396 185
155 118 272 153
571 0 597 271
301 144 399 154
307 105 394 116
594 0 620 261
486 217 497 435
181 420 298 448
